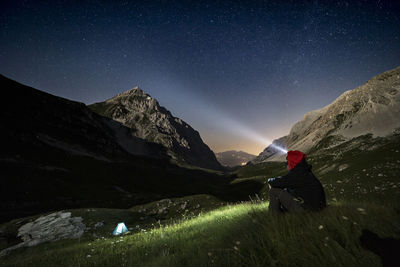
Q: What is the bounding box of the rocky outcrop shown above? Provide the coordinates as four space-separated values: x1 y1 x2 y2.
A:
252 66 400 162
0 212 85 257
89 87 223 170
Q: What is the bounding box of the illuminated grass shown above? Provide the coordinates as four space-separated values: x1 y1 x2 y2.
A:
1 202 267 266
1 201 399 267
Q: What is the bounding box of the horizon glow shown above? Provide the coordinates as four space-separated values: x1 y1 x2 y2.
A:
180 100 288 155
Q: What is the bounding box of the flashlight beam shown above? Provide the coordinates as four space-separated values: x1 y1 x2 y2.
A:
178 99 288 154
269 143 288 154
212 115 288 154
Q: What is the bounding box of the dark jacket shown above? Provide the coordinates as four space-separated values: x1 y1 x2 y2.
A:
268 159 326 211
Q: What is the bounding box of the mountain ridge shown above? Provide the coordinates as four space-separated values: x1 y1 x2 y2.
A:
252 66 400 163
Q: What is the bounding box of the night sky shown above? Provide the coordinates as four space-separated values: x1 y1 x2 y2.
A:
1 0 399 155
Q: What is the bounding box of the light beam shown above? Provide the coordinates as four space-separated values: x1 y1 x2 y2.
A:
199 109 288 154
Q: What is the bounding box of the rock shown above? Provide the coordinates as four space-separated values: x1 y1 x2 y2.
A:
158 199 172 206
0 211 85 257
94 222 104 228
318 164 337 175
138 208 146 213
157 207 168 214
338 164 349 172
59 212 71 219
180 202 188 210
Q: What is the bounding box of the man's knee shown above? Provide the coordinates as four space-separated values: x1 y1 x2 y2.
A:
269 187 304 212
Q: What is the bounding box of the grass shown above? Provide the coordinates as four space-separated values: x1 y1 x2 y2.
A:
232 133 400 205
1 201 399 266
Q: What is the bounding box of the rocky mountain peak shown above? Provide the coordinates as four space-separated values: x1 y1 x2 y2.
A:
118 86 146 97
115 87 155 103
102 87 165 118
89 87 222 170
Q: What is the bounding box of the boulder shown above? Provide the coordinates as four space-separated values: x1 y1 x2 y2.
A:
0 211 85 257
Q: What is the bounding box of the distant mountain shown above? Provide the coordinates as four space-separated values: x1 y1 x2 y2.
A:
215 151 256 167
89 87 223 170
252 66 400 163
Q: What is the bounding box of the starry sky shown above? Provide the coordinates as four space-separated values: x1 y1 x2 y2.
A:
1 0 400 155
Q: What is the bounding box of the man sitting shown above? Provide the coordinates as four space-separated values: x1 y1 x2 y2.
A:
268 150 326 213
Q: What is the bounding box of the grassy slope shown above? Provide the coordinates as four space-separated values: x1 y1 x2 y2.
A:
235 134 400 205
1 135 399 266
1 202 399 266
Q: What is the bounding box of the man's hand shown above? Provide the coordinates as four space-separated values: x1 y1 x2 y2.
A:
267 177 275 189
268 176 283 187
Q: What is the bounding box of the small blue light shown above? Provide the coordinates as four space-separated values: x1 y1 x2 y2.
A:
113 222 129 235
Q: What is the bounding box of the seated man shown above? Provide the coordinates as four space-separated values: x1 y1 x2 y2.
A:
267 150 326 213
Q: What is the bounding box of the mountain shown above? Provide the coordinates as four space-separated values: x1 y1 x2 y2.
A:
250 136 288 164
215 151 256 167
0 74 171 221
0 75 258 223
0 75 169 160
252 66 400 163
89 87 223 170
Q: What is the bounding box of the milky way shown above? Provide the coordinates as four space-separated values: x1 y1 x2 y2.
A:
1 0 399 154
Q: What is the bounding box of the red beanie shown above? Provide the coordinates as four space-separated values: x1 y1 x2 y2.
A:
287 150 306 170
